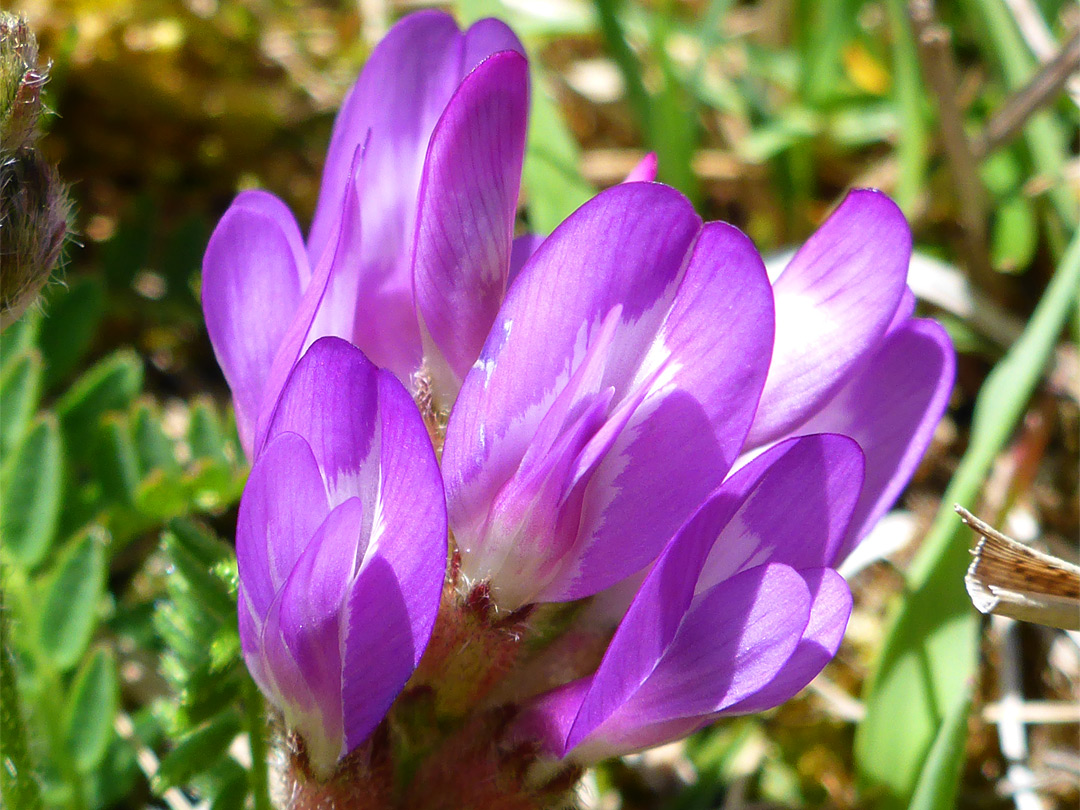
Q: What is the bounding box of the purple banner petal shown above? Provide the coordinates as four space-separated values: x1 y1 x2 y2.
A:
552 222 774 600
443 183 705 599
307 10 524 380
696 433 864 589
569 563 811 753
747 190 911 446
275 497 366 769
414 50 529 400
202 191 307 453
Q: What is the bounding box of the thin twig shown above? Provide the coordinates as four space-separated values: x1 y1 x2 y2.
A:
994 616 1047 810
974 32 1080 159
983 700 1080 725
909 0 999 295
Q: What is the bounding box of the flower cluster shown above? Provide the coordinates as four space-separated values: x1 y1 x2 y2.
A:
202 9 953 802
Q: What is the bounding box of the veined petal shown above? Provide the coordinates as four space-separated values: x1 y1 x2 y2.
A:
253 150 365 455
361 367 448 652
568 563 811 753
721 568 851 714
263 337 380 508
747 190 911 446
274 498 366 774
695 433 864 590
236 432 329 622
201 191 307 454
444 183 702 569
339 367 447 747
555 222 774 599
796 318 955 562
414 50 529 402
307 11 524 380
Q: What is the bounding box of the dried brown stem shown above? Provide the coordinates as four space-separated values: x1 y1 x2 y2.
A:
973 31 1080 159
909 0 999 296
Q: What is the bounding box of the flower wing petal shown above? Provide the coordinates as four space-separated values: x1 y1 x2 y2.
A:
721 567 851 714
748 190 911 446
797 318 955 561
236 432 329 621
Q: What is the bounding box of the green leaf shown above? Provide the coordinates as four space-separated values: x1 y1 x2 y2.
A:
990 196 1037 273
907 682 973 810
188 399 227 463
522 70 595 234
0 589 45 810
856 230 1080 808
56 350 143 458
154 714 241 792
964 0 1077 228
92 415 140 507
0 313 41 378
38 276 106 391
798 0 859 104
131 401 179 475
883 0 928 214
37 530 107 671
0 349 43 456
1 415 64 569
101 197 155 290
63 647 119 772
210 769 250 810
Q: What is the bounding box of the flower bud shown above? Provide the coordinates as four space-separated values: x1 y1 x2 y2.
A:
0 13 70 332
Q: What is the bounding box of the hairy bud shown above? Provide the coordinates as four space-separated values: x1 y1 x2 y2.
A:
0 13 71 332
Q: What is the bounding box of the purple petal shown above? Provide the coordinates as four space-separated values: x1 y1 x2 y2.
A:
623 153 658 183
236 432 329 622
341 369 447 748
568 563 811 753
252 153 368 455
444 183 702 571
507 233 543 289
309 147 366 347
460 17 526 68
274 497 366 770
889 287 916 333
362 366 448 654
340 554 428 751
747 190 911 446
796 318 955 562
553 222 774 599
263 336 380 506
696 433 864 589
414 50 529 401
202 192 307 454
721 568 851 714
307 11 524 380
552 463 784 753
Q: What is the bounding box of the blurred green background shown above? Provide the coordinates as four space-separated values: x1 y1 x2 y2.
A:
2 0 1077 808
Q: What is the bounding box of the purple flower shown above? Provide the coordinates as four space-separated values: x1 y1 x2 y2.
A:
441 184 953 608
236 337 445 776
517 434 862 761
202 10 529 455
